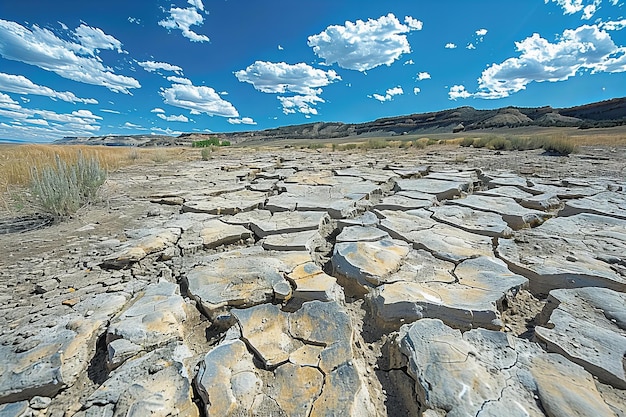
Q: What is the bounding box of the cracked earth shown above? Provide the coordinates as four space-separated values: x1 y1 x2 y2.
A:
0 144 625 416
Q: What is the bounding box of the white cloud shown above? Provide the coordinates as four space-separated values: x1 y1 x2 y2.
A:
151 107 166 113
188 0 205 11
448 85 471 100
445 43 457 49
600 19 626 31
473 24 626 99
416 71 431 80
278 45 284 50
151 126 182 135
467 43 476 50
0 20 139 94
166 76 192 85
123 122 144 129
0 92 103 140
235 61 340 115
372 86 404 102
138 61 183 74
128 17 141 25
307 13 422 71
159 7 209 42
0 72 98 104
404 59 414 65
160 82 239 117
235 61 340 95
404 16 424 31
100 109 120 114
74 24 124 54
228 117 257 125
413 87 421 94
545 0 602 19
277 95 324 115
476 28 488 36
157 113 189 122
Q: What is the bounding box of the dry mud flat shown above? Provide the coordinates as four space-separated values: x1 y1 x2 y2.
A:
0 145 625 417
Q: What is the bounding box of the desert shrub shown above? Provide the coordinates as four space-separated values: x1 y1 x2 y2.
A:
542 136 576 155
307 142 325 149
427 138 440 146
30 151 106 217
472 137 490 148
486 137 510 150
339 143 358 151
459 138 475 147
201 146 213 160
362 138 388 149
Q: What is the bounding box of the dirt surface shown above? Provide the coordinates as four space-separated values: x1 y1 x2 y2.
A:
1 144 625 416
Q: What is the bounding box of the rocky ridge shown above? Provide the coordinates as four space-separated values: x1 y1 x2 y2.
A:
0 145 625 416
56 97 626 146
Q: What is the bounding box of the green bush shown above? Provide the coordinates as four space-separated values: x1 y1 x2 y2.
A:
30 152 106 217
193 137 229 147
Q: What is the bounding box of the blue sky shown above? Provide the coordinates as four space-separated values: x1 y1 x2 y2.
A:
0 0 625 141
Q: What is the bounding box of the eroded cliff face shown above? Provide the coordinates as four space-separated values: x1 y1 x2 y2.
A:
1 144 625 417
58 97 626 146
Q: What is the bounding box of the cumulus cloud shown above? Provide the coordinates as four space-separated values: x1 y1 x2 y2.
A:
156 113 189 122
235 61 340 115
445 43 457 49
138 61 183 74
228 117 257 125
476 28 488 36
545 0 602 19
188 0 205 11
473 24 626 99
0 92 103 140
235 61 340 95
277 95 324 115
413 87 421 94
416 72 431 80
404 16 423 31
0 19 139 94
0 72 98 104
160 82 239 117
372 86 404 102
307 13 422 72
448 85 471 100
159 7 209 42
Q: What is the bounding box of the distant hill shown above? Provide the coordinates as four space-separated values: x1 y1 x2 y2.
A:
57 97 626 146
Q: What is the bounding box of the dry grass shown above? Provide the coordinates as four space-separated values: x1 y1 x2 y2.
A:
0 145 191 213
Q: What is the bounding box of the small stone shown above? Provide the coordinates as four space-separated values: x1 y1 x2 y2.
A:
30 396 52 409
62 298 80 307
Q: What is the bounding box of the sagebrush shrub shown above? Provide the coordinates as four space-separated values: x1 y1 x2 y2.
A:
30 151 106 217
